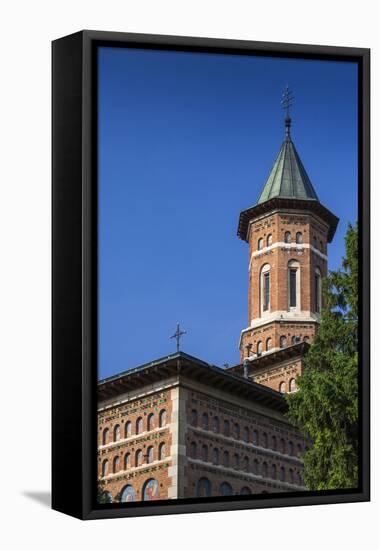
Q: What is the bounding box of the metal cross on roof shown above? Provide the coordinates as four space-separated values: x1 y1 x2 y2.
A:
281 86 295 138
281 85 295 117
170 323 186 352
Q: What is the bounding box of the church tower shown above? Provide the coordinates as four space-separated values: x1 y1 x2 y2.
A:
235 92 339 390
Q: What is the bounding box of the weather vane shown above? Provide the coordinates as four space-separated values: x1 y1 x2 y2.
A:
281 85 294 137
170 323 186 352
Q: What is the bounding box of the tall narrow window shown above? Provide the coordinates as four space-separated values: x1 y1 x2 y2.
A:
102 428 109 446
296 231 303 244
263 273 270 311
158 442 166 460
267 234 272 246
147 446 154 464
284 231 291 243
147 413 154 431
289 268 297 307
280 335 287 348
114 424 120 442
258 238 263 250
257 341 263 356
159 409 167 427
260 264 271 314
288 260 300 310
315 268 322 313
136 417 143 435
279 381 286 393
266 337 272 351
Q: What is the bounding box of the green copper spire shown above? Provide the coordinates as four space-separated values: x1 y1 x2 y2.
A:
257 87 319 205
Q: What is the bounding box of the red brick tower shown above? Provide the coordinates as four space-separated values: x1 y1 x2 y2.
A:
237 113 339 365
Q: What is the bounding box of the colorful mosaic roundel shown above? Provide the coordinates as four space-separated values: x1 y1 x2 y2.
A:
120 485 136 502
142 478 159 501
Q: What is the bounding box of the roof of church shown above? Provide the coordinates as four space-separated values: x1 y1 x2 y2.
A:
237 118 339 243
257 136 319 204
97 351 287 412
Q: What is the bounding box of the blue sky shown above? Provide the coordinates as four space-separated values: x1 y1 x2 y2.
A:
98 46 358 380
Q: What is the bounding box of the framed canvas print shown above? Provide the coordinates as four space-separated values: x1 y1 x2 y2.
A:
52 30 370 519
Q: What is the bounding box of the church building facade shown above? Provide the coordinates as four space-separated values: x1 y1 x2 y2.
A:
97 115 338 503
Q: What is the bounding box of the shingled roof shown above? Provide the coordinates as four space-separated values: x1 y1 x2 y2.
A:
257 136 319 204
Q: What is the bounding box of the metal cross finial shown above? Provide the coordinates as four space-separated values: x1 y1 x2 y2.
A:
170 323 186 352
281 85 294 138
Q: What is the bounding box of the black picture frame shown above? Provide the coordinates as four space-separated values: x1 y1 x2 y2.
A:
52 30 370 520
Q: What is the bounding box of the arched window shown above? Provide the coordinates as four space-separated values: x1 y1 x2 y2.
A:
297 443 302 457
260 264 271 313
267 234 273 247
257 341 263 357
135 449 143 467
262 462 268 477
280 466 286 482
202 412 209 430
147 413 154 431
258 237 263 250
280 438 286 454
125 421 131 438
219 482 233 496
196 477 211 497
279 381 286 393
304 335 310 343
101 459 108 477
252 429 259 446
223 451 230 467
284 231 291 243
243 426 249 443
291 335 299 345
288 259 300 310
213 416 220 433
271 435 277 451
113 456 120 473
253 458 260 475
280 335 287 348
313 236 317 249
319 240 323 253
146 445 154 464
158 442 166 460
240 486 251 495
289 469 294 484
114 424 120 442
243 456 249 472
190 441 197 459
136 417 143 435
120 484 136 502
201 444 209 462
234 453 240 469
296 231 303 244
124 453 130 470
234 423 240 439
191 410 198 427
102 427 109 445
271 464 277 479
142 478 159 501
266 337 272 351
224 419 230 437
289 378 297 392
288 441 294 456
262 432 268 448
159 409 167 427
315 267 322 313
213 447 219 465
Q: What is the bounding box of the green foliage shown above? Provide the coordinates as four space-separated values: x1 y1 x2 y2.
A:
286 223 358 490
97 478 112 503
